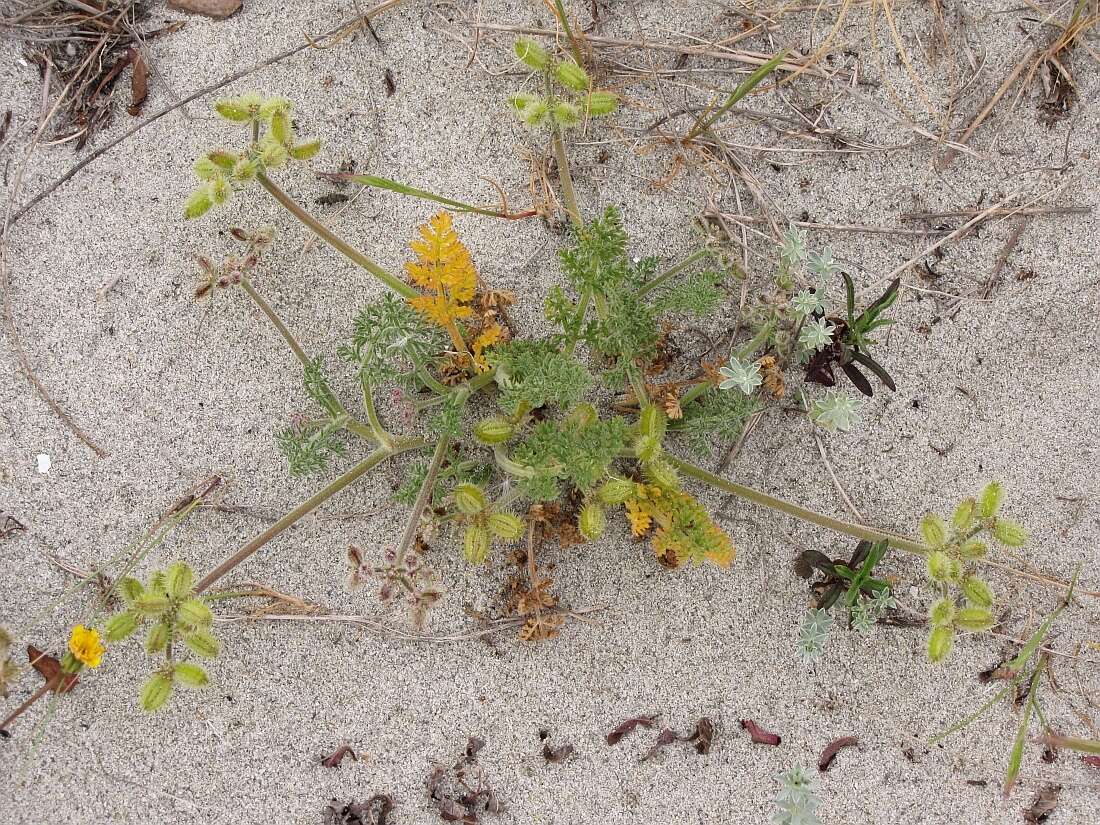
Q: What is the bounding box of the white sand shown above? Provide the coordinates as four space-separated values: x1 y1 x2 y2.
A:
1 1 1098 823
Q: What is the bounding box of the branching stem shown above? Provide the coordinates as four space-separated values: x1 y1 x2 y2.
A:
637 249 712 297
394 438 450 565
551 127 582 229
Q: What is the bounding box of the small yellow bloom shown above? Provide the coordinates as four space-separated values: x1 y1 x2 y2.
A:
68 625 105 669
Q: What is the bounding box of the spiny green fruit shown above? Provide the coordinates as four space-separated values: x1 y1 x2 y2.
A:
639 405 667 440
258 96 292 121
920 513 947 548
208 150 237 171
633 434 661 464
178 599 213 628
475 417 515 445
270 110 292 145
454 483 488 516
960 576 994 609
183 630 220 659
135 593 171 616
551 101 581 127
257 134 289 168
509 92 540 113
141 672 173 712
578 502 606 541
597 477 634 506
978 481 1003 518
165 561 194 600
992 519 1027 547
172 662 209 689
643 459 680 491
554 60 590 91
958 538 988 559
118 577 144 604
514 37 550 70
926 550 952 583
231 157 258 182
105 611 139 642
585 91 618 116
952 498 976 531
955 606 995 632
145 622 169 654
520 98 550 128
929 597 955 627
193 156 222 181
184 188 213 220
289 140 321 161
213 99 252 122
488 512 525 542
463 524 490 564
927 624 954 664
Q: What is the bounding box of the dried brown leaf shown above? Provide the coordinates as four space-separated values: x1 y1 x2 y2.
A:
1023 784 1061 824
128 49 148 116
168 0 242 18
606 714 660 746
542 740 575 763
27 645 78 693
739 719 781 746
818 736 859 771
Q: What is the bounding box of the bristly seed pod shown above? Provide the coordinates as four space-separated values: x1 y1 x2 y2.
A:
104 611 139 642
977 481 1003 518
551 101 581 128
520 98 550 128
926 550 952 583
475 417 515 445
954 606 995 632
141 672 173 712
178 598 213 628
633 434 661 464
919 513 947 548
597 477 634 506
145 622 169 653
929 597 955 627
643 458 680 491
578 502 606 541
960 576 994 609
463 524 490 564
992 519 1027 547
927 624 954 663
566 402 598 430
958 538 988 559
584 91 618 116
165 561 194 600
184 188 213 220
952 498 976 531
487 511 524 542
554 60 590 91
639 405 667 441
508 92 540 113
514 37 550 70
453 483 487 516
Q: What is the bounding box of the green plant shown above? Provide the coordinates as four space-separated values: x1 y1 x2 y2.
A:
773 764 821 825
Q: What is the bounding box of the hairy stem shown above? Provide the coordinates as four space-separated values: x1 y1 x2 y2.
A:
360 376 393 449
240 277 375 443
551 127 582 229
637 249 712 297
668 455 929 555
256 172 415 299
551 0 585 66
394 438 450 565
195 438 425 593
563 288 591 357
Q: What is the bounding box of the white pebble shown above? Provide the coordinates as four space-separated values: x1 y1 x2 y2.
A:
36 453 51 474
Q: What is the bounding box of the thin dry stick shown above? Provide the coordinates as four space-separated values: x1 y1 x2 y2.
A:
9 0 407 227
813 431 865 523
704 209 948 237
901 206 1090 221
936 48 1036 171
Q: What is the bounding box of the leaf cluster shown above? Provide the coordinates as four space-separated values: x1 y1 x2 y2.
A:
511 412 628 500
488 339 592 417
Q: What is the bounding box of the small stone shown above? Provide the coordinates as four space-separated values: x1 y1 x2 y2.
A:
168 0 242 19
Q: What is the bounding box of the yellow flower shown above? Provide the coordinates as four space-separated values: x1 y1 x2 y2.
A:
68 624 105 669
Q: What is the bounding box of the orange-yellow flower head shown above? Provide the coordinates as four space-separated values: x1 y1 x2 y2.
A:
68 625 105 669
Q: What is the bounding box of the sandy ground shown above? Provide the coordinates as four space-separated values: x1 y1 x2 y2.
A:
1 1 1098 823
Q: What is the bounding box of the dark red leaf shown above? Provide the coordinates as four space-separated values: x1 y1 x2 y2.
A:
818 736 859 771
740 719 781 746
606 714 660 745
542 741 575 763
1083 755 1100 769
641 728 678 762
27 645 78 693
320 743 356 768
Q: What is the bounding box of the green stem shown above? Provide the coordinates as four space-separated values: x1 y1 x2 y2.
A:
551 127 582 228
240 277 375 443
684 49 789 142
678 379 714 410
637 249 711 297
551 0 585 67
360 376 393 449
256 172 415 299
563 289 591 357
668 455 929 555
395 438 450 565
194 438 425 593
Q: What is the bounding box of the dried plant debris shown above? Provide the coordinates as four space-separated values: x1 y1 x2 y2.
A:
539 729 575 763
168 0 241 18
606 714 660 746
0 512 26 540
2 2 180 149
740 719 781 746
817 736 859 772
26 645 78 693
323 795 395 825
641 717 715 762
320 743 357 768
1022 784 1061 824
427 737 503 823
